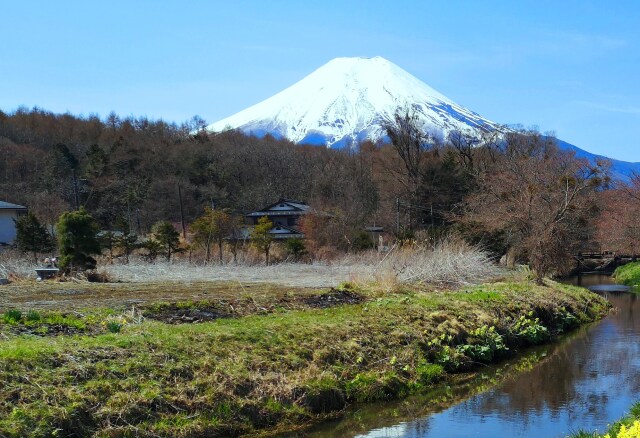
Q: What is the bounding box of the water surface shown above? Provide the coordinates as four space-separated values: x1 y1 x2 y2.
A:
300 276 640 438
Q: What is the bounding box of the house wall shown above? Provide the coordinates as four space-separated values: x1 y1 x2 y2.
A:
0 210 20 245
250 216 294 227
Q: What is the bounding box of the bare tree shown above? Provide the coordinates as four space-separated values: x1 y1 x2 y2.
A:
596 174 640 255
461 131 606 283
382 106 432 197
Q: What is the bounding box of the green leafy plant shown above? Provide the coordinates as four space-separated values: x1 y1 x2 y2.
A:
514 314 549 344
25 310 41 322
457 325 508 363
106 321 123 333
3 309 22 324
427 334 465 370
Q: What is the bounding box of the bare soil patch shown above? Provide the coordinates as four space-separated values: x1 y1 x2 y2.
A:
144 302 233 324
303 288 364 308
142 288 366 324
2 323 87 337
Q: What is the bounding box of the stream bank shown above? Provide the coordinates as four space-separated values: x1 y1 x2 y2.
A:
0 280 609 437
300 275 637 438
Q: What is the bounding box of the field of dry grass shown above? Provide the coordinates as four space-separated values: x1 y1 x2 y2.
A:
0 239 503 313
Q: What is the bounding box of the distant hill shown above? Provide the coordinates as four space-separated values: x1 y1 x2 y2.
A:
556 139 640 181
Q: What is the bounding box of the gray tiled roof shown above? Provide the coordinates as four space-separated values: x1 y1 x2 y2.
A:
0 201 27 210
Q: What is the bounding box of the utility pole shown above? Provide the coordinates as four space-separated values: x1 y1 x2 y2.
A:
430 203 434 230
127 199 132 234
396 198 400 234
72 169 80 210
178 184 186 239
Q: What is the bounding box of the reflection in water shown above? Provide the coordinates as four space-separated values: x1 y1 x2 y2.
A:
303 278 640 438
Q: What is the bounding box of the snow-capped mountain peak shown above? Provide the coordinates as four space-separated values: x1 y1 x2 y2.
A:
207 56 502 147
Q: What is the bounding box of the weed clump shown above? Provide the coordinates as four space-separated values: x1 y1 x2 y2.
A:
346 371 408 403
2 309 22 324
106 321 123 333
379 238 501 287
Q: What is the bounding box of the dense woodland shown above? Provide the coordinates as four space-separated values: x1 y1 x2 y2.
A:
0 106 634 280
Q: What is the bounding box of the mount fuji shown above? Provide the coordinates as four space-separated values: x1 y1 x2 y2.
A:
207 56 502 147
207 56 640 179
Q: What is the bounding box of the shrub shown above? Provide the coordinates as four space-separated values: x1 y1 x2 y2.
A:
25 310 41 322
56 208 101 271
284 238 307 260
352 231 374 251
15 212 54 262
3 309 22 324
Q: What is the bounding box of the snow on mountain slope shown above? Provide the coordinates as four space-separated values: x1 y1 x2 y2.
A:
206 56 640 179
207 56 503 147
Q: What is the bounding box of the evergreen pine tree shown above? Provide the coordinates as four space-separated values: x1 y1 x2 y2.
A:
15 212 54 262
56 208 101 271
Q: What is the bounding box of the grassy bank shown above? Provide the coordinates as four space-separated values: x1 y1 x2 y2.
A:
0 280 609 437
571 402 640 437
613 262 640 286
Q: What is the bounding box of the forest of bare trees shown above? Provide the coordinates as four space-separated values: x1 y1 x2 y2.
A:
0 106 625 279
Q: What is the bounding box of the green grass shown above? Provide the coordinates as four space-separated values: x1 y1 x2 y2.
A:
0 280 610 437
614 262 640 286
568 401 640 438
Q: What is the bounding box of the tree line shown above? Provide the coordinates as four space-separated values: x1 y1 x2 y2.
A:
1 105 626 282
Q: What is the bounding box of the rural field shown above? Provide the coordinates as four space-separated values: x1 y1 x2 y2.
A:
0 244 612 437
0 240 499 312
0 262 370 313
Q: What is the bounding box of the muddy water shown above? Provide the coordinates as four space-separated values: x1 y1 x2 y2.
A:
298 276 640 438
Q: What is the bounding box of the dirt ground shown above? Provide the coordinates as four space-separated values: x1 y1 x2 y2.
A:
0 262 375 312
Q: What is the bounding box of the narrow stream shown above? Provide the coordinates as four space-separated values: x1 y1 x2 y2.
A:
297 275 640 437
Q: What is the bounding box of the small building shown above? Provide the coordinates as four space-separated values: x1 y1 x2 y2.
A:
245 199 310 239
0 201 28 245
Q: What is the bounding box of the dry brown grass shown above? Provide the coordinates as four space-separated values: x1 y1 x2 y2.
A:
101 238 499 288
0 249 39 280
101 260 372 288
0 238 501 313
377 238 502 287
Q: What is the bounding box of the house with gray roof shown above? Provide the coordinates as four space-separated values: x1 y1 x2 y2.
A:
245 199 310 239
0 201 28 245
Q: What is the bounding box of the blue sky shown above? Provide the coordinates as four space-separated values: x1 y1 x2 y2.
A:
1 1 638 161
